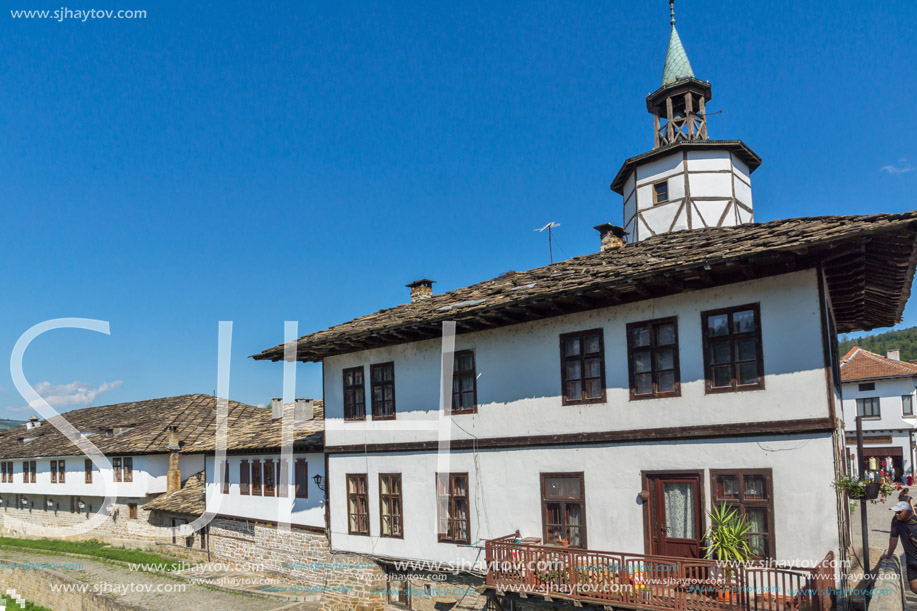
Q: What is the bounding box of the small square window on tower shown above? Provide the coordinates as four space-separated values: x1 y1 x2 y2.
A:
653 180 669 204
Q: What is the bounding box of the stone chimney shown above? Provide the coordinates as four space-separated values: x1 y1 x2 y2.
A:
26 415 39 430
271 398 282 420
167 453 181 493
594 224 627 252
888 349 901 362
294 398 314 421
406 279 435 303
167 426 180 450
166 425 181 492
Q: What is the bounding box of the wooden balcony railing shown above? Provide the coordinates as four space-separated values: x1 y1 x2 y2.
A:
484 533 834 611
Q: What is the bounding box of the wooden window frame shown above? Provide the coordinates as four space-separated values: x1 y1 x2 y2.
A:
701 303 765 394
222 461 230 494
627 317 681 400
240 460 250 495
123 457 132 483
50 460 58 484
294 459 308 499
370 362 396 420
278 459 288 497
343 366 367 421
59 460 65 484
113 457 122 483
387 574 412 609
540 472 587 548
652 179 670 205
436 472 470 544
85 459 92 484
379 473 404 539
559 329 606 406
856 397 881 419
449 350 478 415
128 503 138 520
710 468 776 560
904 395 913 417
251 459 262 496
1 462 7 484
346 474 370 536
29 461 36 483
263 460 276 497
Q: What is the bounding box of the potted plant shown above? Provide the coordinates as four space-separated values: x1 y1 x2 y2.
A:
703 503 751 603
833 474 875 499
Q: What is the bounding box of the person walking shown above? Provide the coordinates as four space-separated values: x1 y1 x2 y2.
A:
880 501 917 594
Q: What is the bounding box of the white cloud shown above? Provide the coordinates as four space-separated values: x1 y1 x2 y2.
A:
881 158 916 174
30 380 123 409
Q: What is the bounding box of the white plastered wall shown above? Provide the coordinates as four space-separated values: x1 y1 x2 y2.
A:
329 434 840 568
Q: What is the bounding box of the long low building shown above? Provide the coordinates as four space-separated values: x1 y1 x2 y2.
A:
0 393 261 547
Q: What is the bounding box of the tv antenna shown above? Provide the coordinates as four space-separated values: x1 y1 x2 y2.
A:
534 222 561 264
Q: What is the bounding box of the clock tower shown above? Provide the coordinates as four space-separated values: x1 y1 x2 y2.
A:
611 1 762 243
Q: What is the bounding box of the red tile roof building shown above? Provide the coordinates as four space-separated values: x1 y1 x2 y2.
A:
840 347 917 382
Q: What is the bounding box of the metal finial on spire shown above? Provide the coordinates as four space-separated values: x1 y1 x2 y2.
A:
669 0 676 26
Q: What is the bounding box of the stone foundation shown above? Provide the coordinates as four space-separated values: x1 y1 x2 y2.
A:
0 496 491 610
0 558 145 611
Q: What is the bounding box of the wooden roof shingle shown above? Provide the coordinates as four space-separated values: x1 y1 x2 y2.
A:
254 212 917 363
0 394 263 460
181 400 324 454
145 471 205 516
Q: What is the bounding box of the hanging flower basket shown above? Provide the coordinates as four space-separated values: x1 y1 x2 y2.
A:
851 483 881 500
833 475 889 500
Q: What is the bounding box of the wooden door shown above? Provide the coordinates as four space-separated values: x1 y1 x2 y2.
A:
647 473 703 558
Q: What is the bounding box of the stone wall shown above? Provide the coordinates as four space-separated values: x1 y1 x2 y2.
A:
0 497 491 610
868 557 906 611
0 557 146 611
0 494 181 548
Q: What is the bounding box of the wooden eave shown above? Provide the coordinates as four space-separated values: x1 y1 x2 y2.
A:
610 140 762 194
252 213 917 364
645 76 713 112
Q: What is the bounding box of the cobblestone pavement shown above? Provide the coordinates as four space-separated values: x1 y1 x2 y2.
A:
1 550 322 610
848 499 917 608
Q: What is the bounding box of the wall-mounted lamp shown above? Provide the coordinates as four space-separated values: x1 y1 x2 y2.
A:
78 500 86 510
47 499 54 508
21 498 28 506
312 473 325 491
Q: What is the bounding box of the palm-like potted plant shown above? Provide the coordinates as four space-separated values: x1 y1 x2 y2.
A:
703 504 751 602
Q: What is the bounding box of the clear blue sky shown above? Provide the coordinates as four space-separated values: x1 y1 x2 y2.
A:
1 1 914 419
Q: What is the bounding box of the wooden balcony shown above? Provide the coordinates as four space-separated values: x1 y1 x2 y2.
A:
484 533 834 611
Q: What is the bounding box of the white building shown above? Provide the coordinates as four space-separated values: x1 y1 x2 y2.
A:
840 347 917 480
181 398 327 531
251 7 917 611
0 394 261 546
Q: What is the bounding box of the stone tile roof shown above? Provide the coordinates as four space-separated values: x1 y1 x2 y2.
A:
181 400 324 454
0 394 263 460
840 347 917 382
254 212 917 363
146 471 205 515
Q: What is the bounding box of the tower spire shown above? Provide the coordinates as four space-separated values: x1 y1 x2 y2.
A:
669 0 675 26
